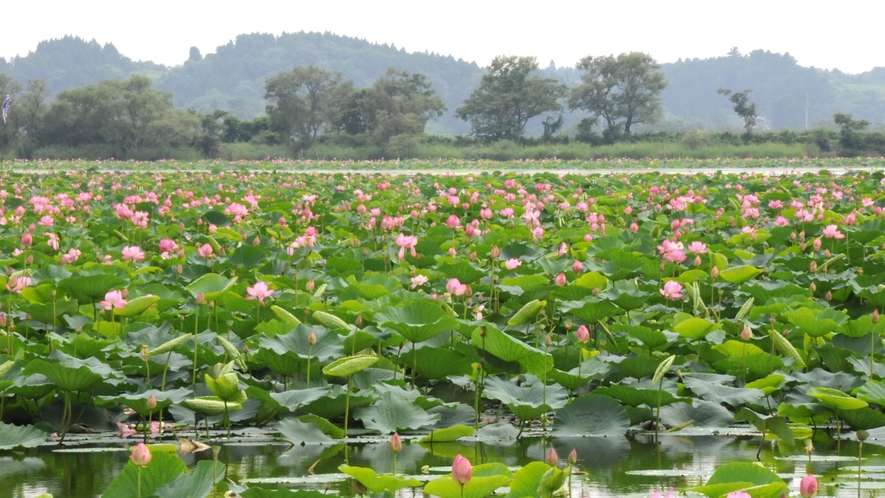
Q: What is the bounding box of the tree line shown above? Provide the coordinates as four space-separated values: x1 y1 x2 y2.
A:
1 51 882 160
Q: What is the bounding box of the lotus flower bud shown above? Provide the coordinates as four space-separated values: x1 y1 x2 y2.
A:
825 291 832 301
307 331 317 346
873 309 880 324
196 292 207 305
576 325 590 344
0 312 6 328
740 326 752 341
545 333 553 347
390 432 402 453
146 395 157 411
799 474 818 498
355 315 363 327
572 261 583 272
809 282 817 292
176 264 183 274
490 246 500 259
810 261 818 273
568 448 577 465
452 454 472 485
546 448 558 466
694 255 702 267
813 238 822 251
253 236 261 246
131 442 152 467
554 273 567 287
21 233 33 247
305 280 315 292
711 266 719 280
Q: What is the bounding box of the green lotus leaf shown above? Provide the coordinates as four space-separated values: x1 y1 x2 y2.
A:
375 300 460 342
271 305 301 325
808 386 868 410
682 375 764 405
553 394 630 436
718 265 763 284
690 461 788 498
470 325 543 363
205 372 246 403
437 261 485 285
340 465 421 493
312 310 351 331
425 463 512 498
186 273 237 301
114 294 160 317
504 461 555 498
322 355 378 377
98 388 193 417
353 391 441 433
419 424 476 443
593 384 684 408
483 374 568 421
101 449 188 498
507 299 546 326
0 422 48 450
559 298 621 324
278 418 335 445
22 351 113 392
179 397 243 416
673 316 720 340
58 272 129 304
153 460 226 498
660 399 735 428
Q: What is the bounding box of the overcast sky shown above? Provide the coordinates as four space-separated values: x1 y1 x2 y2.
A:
2 1 882 74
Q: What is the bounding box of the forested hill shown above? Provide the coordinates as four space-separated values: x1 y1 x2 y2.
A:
2 33 884 133
0 36 165 90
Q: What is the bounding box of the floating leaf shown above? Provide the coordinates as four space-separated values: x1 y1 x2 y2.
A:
553 395 630 436
0 422 48 450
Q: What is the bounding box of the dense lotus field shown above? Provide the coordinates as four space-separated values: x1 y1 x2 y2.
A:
2 161 885 497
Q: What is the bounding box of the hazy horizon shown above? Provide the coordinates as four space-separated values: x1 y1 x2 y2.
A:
2 1 884 74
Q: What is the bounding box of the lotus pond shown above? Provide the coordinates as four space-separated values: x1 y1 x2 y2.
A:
2 158 885 497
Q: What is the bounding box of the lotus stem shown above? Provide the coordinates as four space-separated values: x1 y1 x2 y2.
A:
306 344 313 388
192 304 200 386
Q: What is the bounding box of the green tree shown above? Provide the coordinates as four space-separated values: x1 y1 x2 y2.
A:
717 88 757 136
833 112 869 155
368 67 446 146
456 55 567 141
569 52 667 135
265 65 352 149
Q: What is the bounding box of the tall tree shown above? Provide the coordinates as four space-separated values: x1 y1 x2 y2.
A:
265 65 352 149
718 88 757 135
569 52 667 134
368 67 446 145
456 56 567 141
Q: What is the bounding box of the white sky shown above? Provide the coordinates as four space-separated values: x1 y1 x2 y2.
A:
2 1 883 74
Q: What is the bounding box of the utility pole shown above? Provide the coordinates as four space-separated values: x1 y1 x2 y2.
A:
805 93 809 131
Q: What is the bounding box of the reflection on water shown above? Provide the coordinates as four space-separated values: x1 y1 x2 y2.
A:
4 430 885 497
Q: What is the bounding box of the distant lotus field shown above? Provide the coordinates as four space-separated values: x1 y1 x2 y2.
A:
1 159 885 497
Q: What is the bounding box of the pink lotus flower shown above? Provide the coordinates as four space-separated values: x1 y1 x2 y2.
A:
686 241 708 255
411 275 428 289
821 224 844 239
100 290 127 310
198 243 213 258
650 493 675 498
452 454 472 485
121 246 145 261
725 492 751 498
246 281 274 304
446 278 468 296
659 280 684 301
131 442 152 467
445 214 460 229
576 325 590 343
572 261 583 272
59 248 81 265
800 474 818 497
395 233 418 260
505 258 521 270
554 273 567 287
6 275 31 293
21 233 33 247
